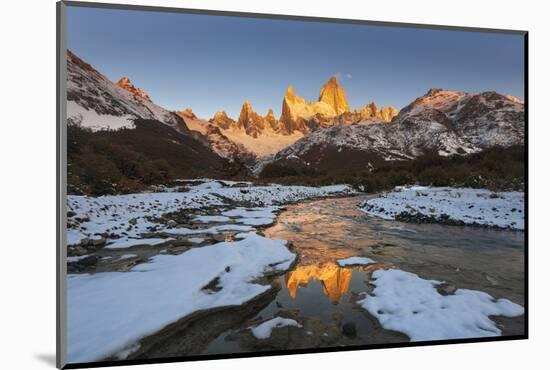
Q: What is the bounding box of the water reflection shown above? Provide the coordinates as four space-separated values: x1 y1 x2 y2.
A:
266 195 525 305
285 263 352 304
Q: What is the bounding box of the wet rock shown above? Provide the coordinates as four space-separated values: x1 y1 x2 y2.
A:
67 211 76 217
485 274 499 286
70 246 88 256
212 234 226 242
437 283 457 296
342 322 357 338
67 255 100 273
92 237 107 247
202 276 222 293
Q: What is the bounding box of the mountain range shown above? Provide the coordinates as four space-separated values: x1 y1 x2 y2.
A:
66 50 525 185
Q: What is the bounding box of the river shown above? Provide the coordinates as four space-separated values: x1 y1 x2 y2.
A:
204 195 525 354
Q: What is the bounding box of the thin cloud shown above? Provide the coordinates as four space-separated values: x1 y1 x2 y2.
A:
335 72 353 80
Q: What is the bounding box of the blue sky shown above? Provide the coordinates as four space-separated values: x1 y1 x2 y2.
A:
67 6 524 119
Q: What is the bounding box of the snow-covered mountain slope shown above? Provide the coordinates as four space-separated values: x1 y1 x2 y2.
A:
397 88 524 148
257 116 478 174
452 92 524 148
259 88 524 174
66 50 188 133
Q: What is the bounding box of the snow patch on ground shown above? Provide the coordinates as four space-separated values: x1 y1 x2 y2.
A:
357 269 524 341
222 206 279 219
193 215 231 223
167 224 255 235
337 256 376 266
67 101 136 131
235 217 275 226
188 237 205 244
105 238 175 249
118 254 138 260
67 181 352 246
359 186 524 230
250 317 303 339
67 255 90 263
67 233 296 363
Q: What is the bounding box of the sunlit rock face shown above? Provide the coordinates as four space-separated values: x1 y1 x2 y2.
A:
264 108 280 131
353 102 399 123
237 100 268 138
379 106 399 121
318 76 350 115
279 76 398 134
280 83 337 134
285 263 353 304
175 108 197 120
115 77 152 102
209 111 236 130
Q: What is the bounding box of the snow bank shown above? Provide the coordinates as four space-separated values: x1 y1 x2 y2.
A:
222 206 279 218
250 317 303 339
105 238 175 249
118 254 138 260
357 269 524 341
67 233 295 363
193 215 231 223
337 256 376 266
359 186 524 230
67 255 90 263
166 224 254 235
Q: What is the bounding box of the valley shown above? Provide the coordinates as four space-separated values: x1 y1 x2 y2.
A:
64 48 526 364
66 50 525 196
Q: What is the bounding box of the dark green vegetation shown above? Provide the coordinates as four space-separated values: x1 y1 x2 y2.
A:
67 119 245 195
258 145 525 192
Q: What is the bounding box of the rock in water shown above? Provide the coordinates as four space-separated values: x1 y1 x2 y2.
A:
342 322 357 338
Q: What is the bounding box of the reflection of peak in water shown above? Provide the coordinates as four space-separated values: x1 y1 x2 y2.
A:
285 264 352 304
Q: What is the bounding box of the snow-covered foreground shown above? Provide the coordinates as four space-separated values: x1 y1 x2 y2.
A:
338 255 524 341
67 180 353 246
67 233 295 363
66 180 353 363
357 268 524 341
359 186 524 230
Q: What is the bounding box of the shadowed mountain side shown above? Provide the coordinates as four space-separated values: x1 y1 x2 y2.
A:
259 145 525 193
67 119 235 195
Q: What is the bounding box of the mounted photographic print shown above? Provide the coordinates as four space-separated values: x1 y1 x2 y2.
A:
56 1 528 368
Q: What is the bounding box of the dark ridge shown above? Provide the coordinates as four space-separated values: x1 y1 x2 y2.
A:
67 119 247 195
